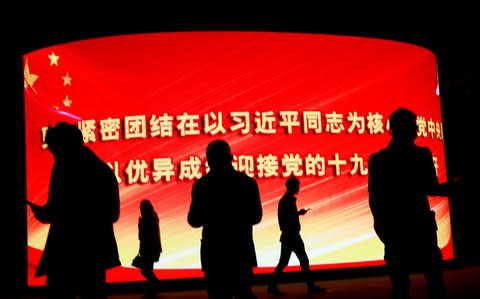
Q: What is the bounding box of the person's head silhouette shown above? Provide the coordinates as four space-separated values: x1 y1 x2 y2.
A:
286 176 300 195
45 122 84 161
140 199 155 218
389 108 418 145
206 140 233 172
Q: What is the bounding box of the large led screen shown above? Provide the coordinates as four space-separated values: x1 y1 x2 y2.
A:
24 32 453 286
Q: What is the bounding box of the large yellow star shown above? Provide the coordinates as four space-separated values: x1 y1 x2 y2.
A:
48 52 59 66
24 58 38 94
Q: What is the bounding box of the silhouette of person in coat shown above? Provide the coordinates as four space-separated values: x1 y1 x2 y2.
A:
188 140 262 299
27 122 120 299
267 176 325 296
138 199 162 298
369 108 452 299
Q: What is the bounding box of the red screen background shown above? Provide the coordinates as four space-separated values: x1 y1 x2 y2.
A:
24 32 453 286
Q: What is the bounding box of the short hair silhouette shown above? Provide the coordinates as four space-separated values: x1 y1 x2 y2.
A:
189 139 262 298
45 122 83 153
206 140 233 170
369 107 449 298
30 120 120 298
286 176 300 192
389 108 418 140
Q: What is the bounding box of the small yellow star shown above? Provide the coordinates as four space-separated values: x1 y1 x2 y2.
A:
63 95 72 107
62 72 72 86
24 58 38 94
48 52 59 66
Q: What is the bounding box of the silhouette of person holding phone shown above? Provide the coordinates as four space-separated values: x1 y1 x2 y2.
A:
27 122 120 299
188 140 262 299
369 108 453 299
137 199 162 298
267 176 326 296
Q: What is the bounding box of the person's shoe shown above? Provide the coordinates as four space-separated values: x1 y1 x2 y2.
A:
307 285 326 294
267 285 284 296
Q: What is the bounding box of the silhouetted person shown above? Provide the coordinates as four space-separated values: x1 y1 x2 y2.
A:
138 199 161 298
368 108 451 299
188 140 262 299
267 176 326 296
27 122 120 299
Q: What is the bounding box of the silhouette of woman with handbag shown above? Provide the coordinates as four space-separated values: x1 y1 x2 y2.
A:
136 199 162 298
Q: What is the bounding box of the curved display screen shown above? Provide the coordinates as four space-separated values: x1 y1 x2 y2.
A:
24 32 453 285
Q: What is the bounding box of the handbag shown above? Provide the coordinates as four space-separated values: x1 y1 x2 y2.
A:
132 253 143 268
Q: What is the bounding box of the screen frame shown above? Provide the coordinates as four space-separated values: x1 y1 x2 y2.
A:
17 29 459 294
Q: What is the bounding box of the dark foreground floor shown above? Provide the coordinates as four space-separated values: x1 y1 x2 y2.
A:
17 263 479 299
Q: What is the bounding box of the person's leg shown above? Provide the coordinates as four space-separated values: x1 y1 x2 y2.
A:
140 260 159 298
232 267 256 299
423 233 446 299
205 270 231 299
292 237 326 293
390 270 410 299
424 269 446 299
79 268 107 299
385 245 410 299
277 241 292 265
268 242 293 295
46 271 76 299
272 242 292 279
292 238 312 285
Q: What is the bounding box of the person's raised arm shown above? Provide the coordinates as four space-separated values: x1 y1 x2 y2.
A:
424 148 458 197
